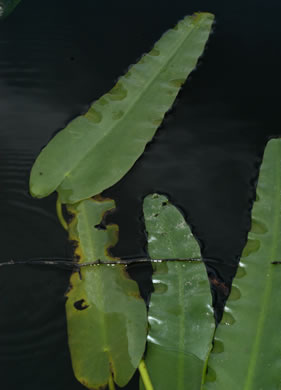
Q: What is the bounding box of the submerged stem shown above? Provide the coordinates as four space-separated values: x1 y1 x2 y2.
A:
108 374 116 390
139 359 154 390
56 194 68 231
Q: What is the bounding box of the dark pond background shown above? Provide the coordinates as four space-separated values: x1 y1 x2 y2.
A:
0 0 280 389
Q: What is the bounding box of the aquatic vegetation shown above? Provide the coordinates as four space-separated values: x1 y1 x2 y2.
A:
203 139 281 390
27 6 281 389
28 11 221 390
29 12 214 204
141 194 215 390
0 0 21 18
65 197 147 388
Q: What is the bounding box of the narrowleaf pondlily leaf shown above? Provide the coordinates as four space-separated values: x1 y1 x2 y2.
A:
30 12 214 204
203 139 281 390
141 194 215 390
65 197 147 389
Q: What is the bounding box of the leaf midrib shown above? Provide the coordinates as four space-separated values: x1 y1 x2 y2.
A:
162 206 189 389
79 202 109 359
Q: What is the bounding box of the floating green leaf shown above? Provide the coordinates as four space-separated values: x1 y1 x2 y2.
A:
30 13 214 204
0 0 21 18
203 139 281 390
65 197 147 389
141 194 215 390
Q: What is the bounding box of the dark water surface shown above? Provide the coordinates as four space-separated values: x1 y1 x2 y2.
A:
0 1 280 389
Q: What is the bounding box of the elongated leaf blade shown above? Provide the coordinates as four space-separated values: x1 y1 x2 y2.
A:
65 197 147 389
141 194 215 390
30 13 214 204
203 139 281 390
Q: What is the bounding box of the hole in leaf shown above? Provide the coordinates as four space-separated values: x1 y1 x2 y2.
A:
94 223 106 230
74 299 89 311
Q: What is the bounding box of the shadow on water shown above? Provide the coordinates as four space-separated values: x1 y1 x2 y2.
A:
0 0 281 389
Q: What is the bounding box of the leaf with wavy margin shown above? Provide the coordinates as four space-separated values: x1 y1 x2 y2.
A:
203 139 281 390
29 13 214 204
65 197 147 389
141 193 215 390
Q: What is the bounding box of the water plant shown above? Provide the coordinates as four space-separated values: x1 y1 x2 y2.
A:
29 13 214 204
65 197 147 388
27 7 281 390
29 12 214 389
141 193 215 389
203 138 281 390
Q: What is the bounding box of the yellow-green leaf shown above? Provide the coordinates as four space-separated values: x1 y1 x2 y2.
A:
65 197 147 389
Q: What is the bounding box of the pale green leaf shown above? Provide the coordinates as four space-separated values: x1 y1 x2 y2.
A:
203 139 281 390
30 13 214 204
141 194 215 390
65 197 147 389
